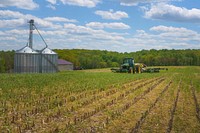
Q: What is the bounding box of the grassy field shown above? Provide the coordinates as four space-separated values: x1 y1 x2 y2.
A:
0 66 200 132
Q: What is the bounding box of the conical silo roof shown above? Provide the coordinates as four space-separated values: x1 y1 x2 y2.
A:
16 46 38 54
41 47 57 54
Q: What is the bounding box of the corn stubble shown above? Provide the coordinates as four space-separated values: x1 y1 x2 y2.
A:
0 67 200 132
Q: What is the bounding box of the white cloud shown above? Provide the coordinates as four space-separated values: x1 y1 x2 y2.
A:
1 24 200 52
120 0 177 6
0 9 200 52
0 10 24 19
63 23 77 29
145 3 200 23
116 25 200 51
59 0 101 8
0 31 5 36
86 22 130 29
0 36 17 41
44 17 77 23
0 0 39 10
5 29 28 35
150 25 196 33
46 0 57 5
46 0 57 10
95 10 129 20
0 19 25 28
150 25 200 42
45 0 101 9
0 10 63 29
0 10 127 51
46 4 56 10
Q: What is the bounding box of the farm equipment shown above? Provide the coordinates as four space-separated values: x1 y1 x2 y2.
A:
111 58 168 73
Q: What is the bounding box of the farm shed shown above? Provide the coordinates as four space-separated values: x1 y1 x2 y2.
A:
58 59 73 71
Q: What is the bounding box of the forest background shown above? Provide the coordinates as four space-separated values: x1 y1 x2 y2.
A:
0 49 200 73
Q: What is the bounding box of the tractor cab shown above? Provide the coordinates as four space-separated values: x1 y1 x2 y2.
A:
120 58 134 73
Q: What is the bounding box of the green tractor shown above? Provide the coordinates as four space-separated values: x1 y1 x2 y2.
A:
111 58 139 73
111 57 167 73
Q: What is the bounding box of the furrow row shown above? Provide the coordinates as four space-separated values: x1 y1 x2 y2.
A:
166 80 181 133
131 81 172 133
68 78 166 132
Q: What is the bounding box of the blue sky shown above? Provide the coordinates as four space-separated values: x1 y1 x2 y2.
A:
0 0 200 52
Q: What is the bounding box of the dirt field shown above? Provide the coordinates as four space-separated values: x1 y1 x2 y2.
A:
0 66 200 132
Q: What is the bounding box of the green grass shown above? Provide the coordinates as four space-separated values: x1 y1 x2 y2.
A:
0 66 200 98
0 70 161 97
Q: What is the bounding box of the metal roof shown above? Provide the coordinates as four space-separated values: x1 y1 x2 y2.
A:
16 46 38 54
41 47 57 54
58 59 73 65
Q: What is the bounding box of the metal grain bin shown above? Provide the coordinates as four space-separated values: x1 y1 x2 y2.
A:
14 19 58 73
14 46 40 73
40 47 58 73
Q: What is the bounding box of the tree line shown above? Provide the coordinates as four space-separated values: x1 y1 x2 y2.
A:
0 49 200 72
0 50 14 73
55 49 200 68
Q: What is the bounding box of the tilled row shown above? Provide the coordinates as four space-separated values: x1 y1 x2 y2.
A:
38 77 164 132
166 80 181 133
2 77 160 132
100 77 169 132
172 79 200 132
131 81 172 133
58 78 163 132
0 78 150 132
191 81 200 122
68 78 166 132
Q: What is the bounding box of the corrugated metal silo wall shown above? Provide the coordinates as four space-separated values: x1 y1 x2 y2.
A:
41 54 58 73
14 53 40 73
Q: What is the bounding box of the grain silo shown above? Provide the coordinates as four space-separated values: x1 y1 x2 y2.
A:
40 47 58 73
14 19 58 73
14 45 40 73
